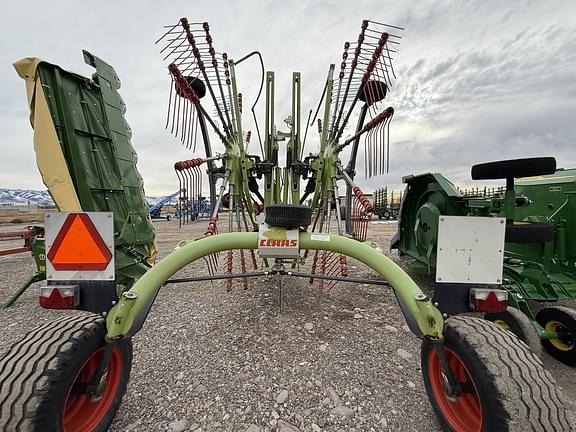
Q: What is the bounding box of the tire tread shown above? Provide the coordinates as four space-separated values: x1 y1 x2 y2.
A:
0 312 125 432
444 316 570 431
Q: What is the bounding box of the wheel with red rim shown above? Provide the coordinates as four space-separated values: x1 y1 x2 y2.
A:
0 312 132 432
421 316 570 431
426 346 483 431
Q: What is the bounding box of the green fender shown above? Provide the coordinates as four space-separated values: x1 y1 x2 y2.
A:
106 232 444 340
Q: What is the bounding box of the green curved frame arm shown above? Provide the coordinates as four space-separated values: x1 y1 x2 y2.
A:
106 232 444 340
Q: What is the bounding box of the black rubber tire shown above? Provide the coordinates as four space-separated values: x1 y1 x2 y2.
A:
166 215 171 221
536 306 576 366
265 204 312 228
0 312 132 432
421 316 570 432
484 307 542 356
471 157 556 180
505 223 555 243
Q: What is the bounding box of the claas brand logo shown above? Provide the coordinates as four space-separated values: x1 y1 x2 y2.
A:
260 229 298 247
259 239 298 247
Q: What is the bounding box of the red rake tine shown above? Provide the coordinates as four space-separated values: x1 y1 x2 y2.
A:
226 250 234 292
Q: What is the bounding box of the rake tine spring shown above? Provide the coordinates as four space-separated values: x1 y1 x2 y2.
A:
379 52 393 88
155 23 182 44
366 128 372 178
383 119 390 175
161 35 189 60
180 170 187 225
184 169 194 223
187 102 195 150
370 128 378 176
193 108 200 152
374 125 380 176
196 165 202 211
187 106 198 153
179 169 186 225
374 125 379 176
364 136 368 179
191 166 197 213
175 90 182 137
226 250 233 292
166 77 174 130
386 117 391 173
181 99 189 144
176 169 183 228
170 83 178 134
376 122 382 175
384 43 397 81
187 106 194 150
180 61 200 75
240 251 247 290
367 19 405 31
196 165 201 215
340 255 348 277
186 170 192 225
193 166 197 214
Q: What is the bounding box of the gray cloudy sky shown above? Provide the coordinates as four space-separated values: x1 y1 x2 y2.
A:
1 0 575 195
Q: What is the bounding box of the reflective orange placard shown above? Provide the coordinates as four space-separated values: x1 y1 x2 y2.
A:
47 213 112 271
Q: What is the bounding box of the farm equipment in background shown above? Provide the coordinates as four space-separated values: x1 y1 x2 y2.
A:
372 186 402 219
0 225 46 308
0 20 571 432
148 191 179 221
392 158 576 365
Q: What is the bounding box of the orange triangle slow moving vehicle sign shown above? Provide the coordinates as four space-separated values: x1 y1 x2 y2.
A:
47 213 112 271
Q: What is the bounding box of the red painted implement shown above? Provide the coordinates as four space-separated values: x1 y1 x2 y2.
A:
0 225 44 256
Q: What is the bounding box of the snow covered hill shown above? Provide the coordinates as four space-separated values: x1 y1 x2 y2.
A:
0 188 174 207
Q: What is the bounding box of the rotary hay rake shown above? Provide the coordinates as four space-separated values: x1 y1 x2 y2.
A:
156 18 397 293
0 18 572 432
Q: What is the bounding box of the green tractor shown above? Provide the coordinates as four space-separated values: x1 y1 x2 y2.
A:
392 157 576 364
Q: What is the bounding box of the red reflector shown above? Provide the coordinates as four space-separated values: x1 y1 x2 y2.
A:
472 290 508 313
47 213 112 271
39 287 77 309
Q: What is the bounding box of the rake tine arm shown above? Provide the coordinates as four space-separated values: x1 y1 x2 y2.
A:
169 63 228 144
335 31 390 141
337 106 394 151
178 18 233 138
203 22 234 135
330 20 369 138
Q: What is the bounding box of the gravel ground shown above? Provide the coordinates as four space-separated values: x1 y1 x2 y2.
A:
0 220 575 431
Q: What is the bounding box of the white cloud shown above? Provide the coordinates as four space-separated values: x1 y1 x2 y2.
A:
1 0 574 196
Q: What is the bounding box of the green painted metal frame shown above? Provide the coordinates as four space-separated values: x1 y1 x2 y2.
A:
105 231 444 341
394 168 576 341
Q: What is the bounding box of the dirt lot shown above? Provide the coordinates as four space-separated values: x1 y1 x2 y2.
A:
0 208 45 224
0 220 574 431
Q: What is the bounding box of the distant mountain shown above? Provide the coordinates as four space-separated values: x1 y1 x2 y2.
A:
0 188 53 206
0 188 176 207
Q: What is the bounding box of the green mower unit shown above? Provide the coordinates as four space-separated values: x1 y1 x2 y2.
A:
393 157 576 365
0 21 572 432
